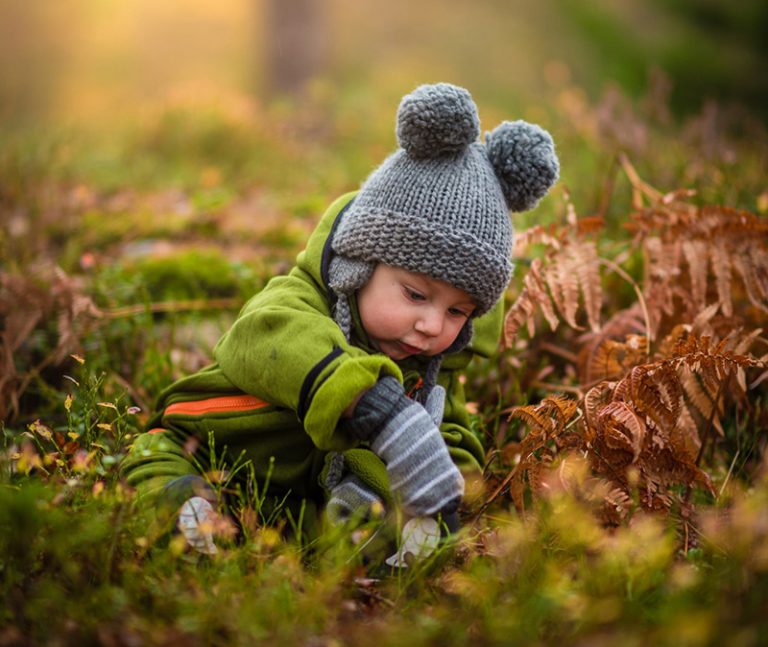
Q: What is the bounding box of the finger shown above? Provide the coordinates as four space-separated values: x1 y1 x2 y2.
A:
424 385 446 427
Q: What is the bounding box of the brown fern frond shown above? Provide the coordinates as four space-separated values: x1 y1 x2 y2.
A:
682 239 708 310
666 332 762 409
578 305 646 383
507 404 555 436
512 224 562 255
710 239 733 317
571 240 603 332
657 323 691 358
733 252 768 314
576 215 606 236
503 285 536 346
600 486 633 525
509 471 526 512
508 447 556 512
668 410 701 463
583 381 613 434
529 258 560 332
545 252 581 329
651 362 683 424
730 327 762 356
586 339 625 381
598 401 646 461
750 243 768 297
625 185 767 339
542 394 579 428
679 365 725 436
504 259 562 346
584 335 649 382
600 421 635 455
623 366 677 431
642 236 679 329
675 400 701 449
502 395 582 512
690 303 720 337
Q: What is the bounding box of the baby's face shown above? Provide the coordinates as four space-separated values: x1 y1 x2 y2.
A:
356 265 476 360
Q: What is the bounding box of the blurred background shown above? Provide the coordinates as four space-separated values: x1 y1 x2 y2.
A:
1 0 767 278
1 0 767 334
2 0 767 125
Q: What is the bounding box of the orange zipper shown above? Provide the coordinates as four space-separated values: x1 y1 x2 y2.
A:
164 395 270 416
406 376 424 398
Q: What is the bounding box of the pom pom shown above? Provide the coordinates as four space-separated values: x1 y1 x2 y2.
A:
485 120 559 212
396 83 480 159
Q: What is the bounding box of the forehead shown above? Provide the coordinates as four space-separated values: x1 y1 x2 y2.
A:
378 265 476 304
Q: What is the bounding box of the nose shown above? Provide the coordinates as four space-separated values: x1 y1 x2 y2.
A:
414 307 444 337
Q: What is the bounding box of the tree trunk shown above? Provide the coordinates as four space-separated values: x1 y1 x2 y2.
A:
264 0 327 97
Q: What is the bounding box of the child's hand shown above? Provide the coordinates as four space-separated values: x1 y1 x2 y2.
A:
372 397 463 516
423 384 446 427
326 474 384 526
344 377 464 517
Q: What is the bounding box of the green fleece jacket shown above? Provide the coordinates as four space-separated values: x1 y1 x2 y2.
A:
122 192 502 518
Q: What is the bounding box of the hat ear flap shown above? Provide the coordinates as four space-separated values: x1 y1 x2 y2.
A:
327 255 376 340
444 319 474 355
485 120 560 212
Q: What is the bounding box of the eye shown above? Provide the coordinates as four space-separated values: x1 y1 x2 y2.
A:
448 307 472 318
404 286 426 302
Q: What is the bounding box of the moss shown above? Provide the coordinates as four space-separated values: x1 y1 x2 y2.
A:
117 248 252 302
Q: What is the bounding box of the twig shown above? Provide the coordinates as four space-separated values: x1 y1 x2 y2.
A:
110 371 150 415
619 153 663 205
472 470 517 521
684 368 732 504
354 583 395 608
718 450 739 500
539 342 579 364
103 298 242 319
695 369 731 468
530 380 583 397
597 257 653 348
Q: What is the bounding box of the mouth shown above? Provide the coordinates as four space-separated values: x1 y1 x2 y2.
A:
398 341 426 356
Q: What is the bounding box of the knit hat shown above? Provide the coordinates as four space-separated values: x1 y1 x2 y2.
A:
328 83 559 393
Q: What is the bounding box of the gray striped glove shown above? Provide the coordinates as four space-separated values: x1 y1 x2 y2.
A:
423 383 446 427
326 474 383 526
345 376 463 517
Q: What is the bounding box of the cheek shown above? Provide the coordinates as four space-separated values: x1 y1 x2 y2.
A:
375 308 412 335
434 319 467 352
360 302 408 340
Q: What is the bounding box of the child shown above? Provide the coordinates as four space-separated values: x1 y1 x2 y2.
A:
121 83 559 553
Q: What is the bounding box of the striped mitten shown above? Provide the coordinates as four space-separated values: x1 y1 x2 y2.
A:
345 376 463 517
326 474 383 526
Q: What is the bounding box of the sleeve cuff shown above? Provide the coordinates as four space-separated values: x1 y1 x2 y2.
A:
303 354 402 451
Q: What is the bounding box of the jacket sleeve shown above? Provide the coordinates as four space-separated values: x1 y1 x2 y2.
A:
213 267 402 453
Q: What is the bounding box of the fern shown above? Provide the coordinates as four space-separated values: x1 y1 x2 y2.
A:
496 159 767 527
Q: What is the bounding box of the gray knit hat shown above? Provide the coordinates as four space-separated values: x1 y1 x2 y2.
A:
328 83 559 391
